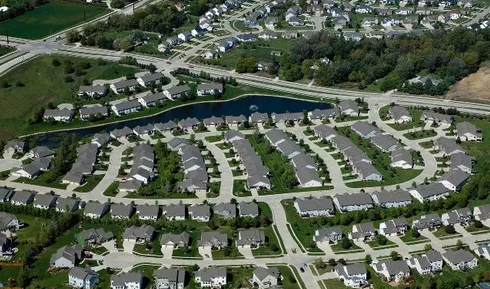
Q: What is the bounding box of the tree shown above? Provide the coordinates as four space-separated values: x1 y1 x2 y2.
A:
390 251 401 261
375 234 388 246
340 237 352 250
456 239 464 250
444 225 456 235
365 254 372 264
424 243 432 252
52 58 61 67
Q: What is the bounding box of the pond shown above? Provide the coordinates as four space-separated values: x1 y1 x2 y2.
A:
32 95 332 146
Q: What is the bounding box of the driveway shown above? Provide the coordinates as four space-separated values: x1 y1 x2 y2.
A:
160 246 175 259
316 242 335 256
123 240 136 253
102 240 118 253
386 236 411 258
238 246 254 259
419 230 443 251
454 224 470 237
0 158 21 171
199 246 213 260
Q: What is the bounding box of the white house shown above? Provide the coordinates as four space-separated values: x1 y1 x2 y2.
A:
195 267 227 287
253 267 280 288
69 267 100 289
111 272 143 289
334 263 367 288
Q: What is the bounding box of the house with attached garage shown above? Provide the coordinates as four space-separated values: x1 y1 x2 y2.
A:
111 100 141 116
441 207 472 226
164 85 192 100
111 203 134 219
450 153 474 174
123 225 155 242
111 272 142 289
167 137 189 151
197 83 224 96
110 79 139 94
443 249 478 270
160 232 190 249
224 130 245 143
154 267 186 289
0 212 21 231
11 190 35 206
68 266 99 289
154 121 178 133
249 112 269 124
292 153 317 171
162 203 186 221
79 106 109 120
77 228 114 246
373 260 411 282
372 189 412 208
390 148 413 169
136 205 160 221
225 115 247 126
352 161 383 181
0 233 13 256
195 267 227 288
137 72 164 87
10 163 43 179
50 244 84 268
438 169 470 191
407 250 444 274
420 111 453 125
0 188 14 203
27 146 54 159
78 85 107 98
457 122 482 142
110 126 133 139
3 140 26 154
33 194 57 210
43 108 74 122
333 193 373 212
271 112 304 124
313 124 337 141
203 116 224 128
237 229 265 248
133 124 154 136
379 218 409 236
295 167 323 187
334 263 368 288
349 222 376 242
188 204 211 222
308 108 339 122
276 140 302 159
213 203 237 219
351 121 380 139
412 214 442 231
238 202 259 218
253 267 280 289
473 204 490 221
314 226 342 244
294 197 334 217
474 243 490 260
178 117 200 130
409 183 450 203
138 92 168 108
56 197 79 213
118 179 143 193
198 232 228 249
371 134 399 153
83 202 110 219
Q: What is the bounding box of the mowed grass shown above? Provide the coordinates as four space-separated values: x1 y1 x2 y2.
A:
0 55 141 140
0 1 108 39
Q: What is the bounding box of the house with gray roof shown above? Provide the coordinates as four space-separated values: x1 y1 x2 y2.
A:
10 163 43 179
351 121 380 139
225 115 247 125
390 148 413 169
62 171 84 186
314 227 342 244
253 267 280 288
333 193 373 212
294 197 334 217
372 189 412 208
198 232 228 248
77 228 114 246
79 105 109 120
195 267 227 287
450 152 473 174
237 229 265 247
338 100 359 116
160 232 190 249
111 272 142 289
110 126 134 139
352 161 383 181
213 203 237 219
0 188 14 203
334 263 368 288
379 218 409 236
33 194 57 210
178 117 200 130
308 108 339 121
137 72 164 87
443 249 477 270
154 267 186 289
3 140 26 154
291 153 317 171
371 134 399 152
111 100 141 116
441 208 472 226
295 167 322 187
139 92 168 108
420 111 453 125
197 83 224 96
167 137 189 151
43 108 74 122
133 124 154 136
388 106 412 123
136 205 160 221
111 203 134 219
238 201 259 218
313 124 337 141
110 79 139 94
83 202 110 219
0 212 20 231
271 112 304 124
265 129 288 146
249 112 269 124
91 133 111 147
330 135 353 151
162 203 186 220
409 183 450 203
457 122 482 142
11 190 35 206
438 169 470 191
350 222 376 242
164 85 191 100
474 204 490 221
224 130 245 143
407 250 443 275
434 137 466 156
189 204 211 222
154 121 178 132
69 266 100 288
119 179 143 193
373 260 410 282
50 244 84 268
412 214 441 231
276 140 302 159
78 84 107 98
203 116 224 128
474 243 490 260
27 146 54 159
123 225 155 242
56 197 79 213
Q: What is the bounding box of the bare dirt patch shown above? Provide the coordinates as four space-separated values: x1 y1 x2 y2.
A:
448 66 490 102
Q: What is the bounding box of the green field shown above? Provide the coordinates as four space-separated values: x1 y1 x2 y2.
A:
0 1 109 39
0 55 141 140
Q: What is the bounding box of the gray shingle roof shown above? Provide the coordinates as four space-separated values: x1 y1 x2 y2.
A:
295 197 334 212
198 232 228 247
412 183 450 198
372 189 411 205
334 193 373 206
338 100 359 114
154 268 186 283
111 203 134 218
189 204 211 218
163 203 186 218
113 100 141 112
112 79 139 90
214 203 237 218
34 194 57 208
438 169 470 187
11 190 35 204
160 232 190 246
443 249 476 264
237 229 265 246
238 202 259 216
111 272 142 287
80 106 108 117
166 85 191 95
254 267 280 281
195 267 226 282
136 205 160 218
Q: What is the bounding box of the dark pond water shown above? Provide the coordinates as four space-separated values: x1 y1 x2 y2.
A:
33 95 332 147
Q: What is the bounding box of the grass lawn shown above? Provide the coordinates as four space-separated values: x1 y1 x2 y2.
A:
14 176 68 189
399 234 430 244
228 266 255 288
0 55 141 140
0 1 108 39
252 227 282 256
130 264 161 289
275 265 303 289
368 239 397 249
74 174 104 192
456 116 490 173
204 135 223 143
322 278 349 289
233 180 252 197
172 231 201 258
330 242 364 253
419 140 434 149
403 129 437 140
0 265 22 284
433 227 461 239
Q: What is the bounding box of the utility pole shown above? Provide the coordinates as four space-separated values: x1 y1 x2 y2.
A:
50 23 52 35
5 30 8 45
132 2 135 13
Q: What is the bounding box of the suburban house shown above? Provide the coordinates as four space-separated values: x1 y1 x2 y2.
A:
77 228 114 246
437 169 470 191
11 190 35 206
409 183 450 203
370 134 399 152
442 249 478 270
313 124 337 141
154 121 178 132
334 263 368 288
136 205 160 221
56 197 80 213
333 193 374 212
373 260 411 282
475 243 490 260
139 93 168 107
3 140 26 154
450 153 474 174
137 72 164 87
420 111 453 125
379 218 409 236
178 117 200 130
154 268 186 289
224 130 245 143
434 137 467 156
111 272 143 289
197 83 224 96
474 204 490 221
349 222 376 242
111 203 134 219
78 85 107 98
188 204 211 222
110 126 134 139
68 266 100 289
164 85 191 100
198 232 228 249
236 229 265 247
351 121 380 139
33 194 57 210
0 233 13 256
238 202 259 218
160 232 190 249
214 203 237 219
27 146 54 158
441 208 472 226
162 203 186 220
111 100 141 116
314 227 342 244
457 122 482 141
253 267 280 288
407 250 444 274
123 225 155 243
83 202 110 219
50 244 84 268
294 197 334 217
412 214 442 231
390 148 413 169
43 108 74 122
195 267 227 288
372 189 412 208
0 188 14 203
79 106 109 120
388 106 412 123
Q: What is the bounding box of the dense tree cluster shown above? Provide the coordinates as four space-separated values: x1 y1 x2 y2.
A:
235 57 258 73
279 28 490 94
0 0 48 23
